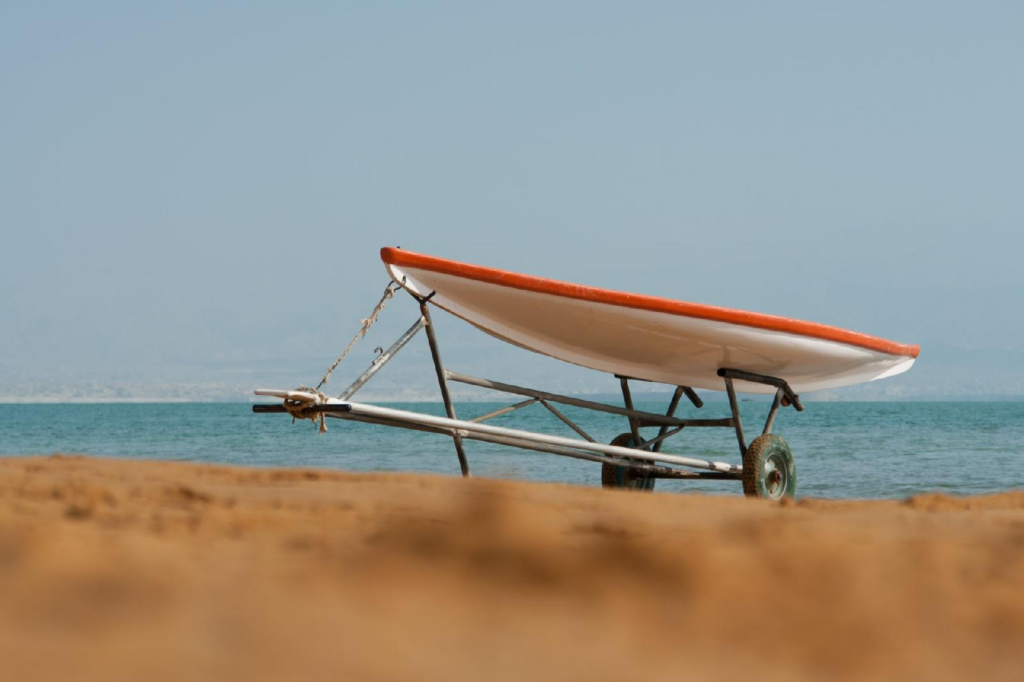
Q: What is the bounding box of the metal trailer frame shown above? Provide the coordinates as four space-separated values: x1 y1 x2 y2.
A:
253 292 805 492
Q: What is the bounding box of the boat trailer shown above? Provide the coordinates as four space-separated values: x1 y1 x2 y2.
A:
254 294 804 500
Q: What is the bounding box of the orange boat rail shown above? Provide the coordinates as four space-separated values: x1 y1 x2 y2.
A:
380 247 920 359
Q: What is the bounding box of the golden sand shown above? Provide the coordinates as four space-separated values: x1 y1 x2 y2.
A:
2 455 1022 681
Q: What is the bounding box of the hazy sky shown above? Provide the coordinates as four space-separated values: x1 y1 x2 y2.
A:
2 2 1022 400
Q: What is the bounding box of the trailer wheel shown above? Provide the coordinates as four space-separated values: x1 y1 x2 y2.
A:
601 433 655 491
742 434 796 500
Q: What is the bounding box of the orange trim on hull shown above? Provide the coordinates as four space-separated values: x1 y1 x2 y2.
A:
381 247 920 359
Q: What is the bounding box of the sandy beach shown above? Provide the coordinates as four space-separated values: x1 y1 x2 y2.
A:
1 454 1022 681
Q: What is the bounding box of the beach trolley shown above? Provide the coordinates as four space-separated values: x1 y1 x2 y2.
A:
254 248 919 500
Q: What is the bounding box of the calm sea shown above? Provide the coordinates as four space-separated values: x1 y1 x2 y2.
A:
1 401 1021 499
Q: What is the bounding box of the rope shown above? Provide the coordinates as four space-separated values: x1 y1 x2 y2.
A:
316 281 397 392
283 386 330 434
287 282 399 434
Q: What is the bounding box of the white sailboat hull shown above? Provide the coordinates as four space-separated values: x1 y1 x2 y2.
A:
382 249 918 394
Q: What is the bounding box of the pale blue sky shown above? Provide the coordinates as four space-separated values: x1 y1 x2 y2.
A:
1 2 1021 399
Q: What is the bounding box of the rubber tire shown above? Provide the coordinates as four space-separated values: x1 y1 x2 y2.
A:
742 434 797 500
601 433 655 491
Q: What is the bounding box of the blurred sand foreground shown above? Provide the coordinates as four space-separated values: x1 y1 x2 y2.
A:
1 455 1022 682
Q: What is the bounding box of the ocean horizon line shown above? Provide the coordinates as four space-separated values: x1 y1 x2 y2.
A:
3 394 1024 405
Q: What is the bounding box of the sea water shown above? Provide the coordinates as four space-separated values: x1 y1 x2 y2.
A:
1 401 1021 499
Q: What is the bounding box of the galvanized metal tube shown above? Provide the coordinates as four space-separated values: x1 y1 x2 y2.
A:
254 403 742 479
642 426 686 451
253 401 732 431
538 399 595 442
724 377 747 456
682 386 704 409
319 410 728 479
762 387 784 436
637 417 733 429
619 377 643 446
652 387 685 453
716 367 804 412
338 317 426 400
420 303 471 477
460 433 666 473
444 371 690 427
340 401 742 473
471 398 538 423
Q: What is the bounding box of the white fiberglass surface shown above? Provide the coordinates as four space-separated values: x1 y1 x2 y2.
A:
386 265 915 394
